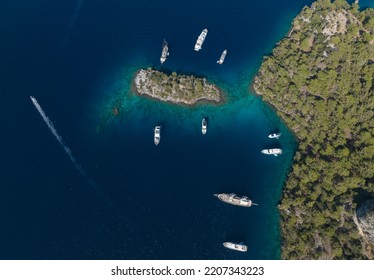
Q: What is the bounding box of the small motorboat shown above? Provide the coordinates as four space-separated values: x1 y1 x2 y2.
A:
202 118 207 135
268 133 281 139
160 39 169 64
154 126 161 145
217 49 227 64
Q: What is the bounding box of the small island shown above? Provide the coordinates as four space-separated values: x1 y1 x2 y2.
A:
134 68 222 105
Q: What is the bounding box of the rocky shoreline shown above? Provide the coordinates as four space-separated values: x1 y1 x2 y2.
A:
253 0 374 259
134 68 222 106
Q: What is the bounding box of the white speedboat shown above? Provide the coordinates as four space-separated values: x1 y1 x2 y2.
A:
268 133 281 139
202 118 207 135
261 148 282 156
154 126 161 145
217 49 227 64
223 242 247 252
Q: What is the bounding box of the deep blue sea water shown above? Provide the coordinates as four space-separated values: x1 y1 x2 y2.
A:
5 0 371 260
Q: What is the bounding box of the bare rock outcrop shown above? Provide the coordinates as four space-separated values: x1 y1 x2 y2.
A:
357 200 374 244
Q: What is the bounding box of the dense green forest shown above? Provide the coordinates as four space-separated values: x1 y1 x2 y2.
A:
254 0 374 259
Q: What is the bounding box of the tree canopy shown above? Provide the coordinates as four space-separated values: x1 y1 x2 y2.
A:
254 0 374 259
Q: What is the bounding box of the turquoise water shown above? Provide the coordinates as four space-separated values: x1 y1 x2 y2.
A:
89 71 298 259
0 0 314 259
84 0 304 259
82 0 372 259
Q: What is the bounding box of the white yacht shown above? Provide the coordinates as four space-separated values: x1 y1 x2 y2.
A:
268 133 281 139
202 118 207 135
194 29 208 51
261 148 282 156
160 39 169 64
223 242 247 252
217 49 227 64
154 126 161 145
214 193 257 207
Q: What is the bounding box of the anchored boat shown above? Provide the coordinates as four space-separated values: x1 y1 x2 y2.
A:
202 118 207 135
268 133 281 139
217 49 227 64
160 39 169 64
214 193 258 207
223 242 248 252
194 29 208 51
261 148 282 156
154 126 161 145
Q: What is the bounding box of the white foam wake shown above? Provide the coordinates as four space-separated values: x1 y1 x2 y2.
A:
30 96 88 181
59 0 85 53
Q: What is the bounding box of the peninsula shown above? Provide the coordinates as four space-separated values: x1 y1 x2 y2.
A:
134 68 222 105
254 0 373 259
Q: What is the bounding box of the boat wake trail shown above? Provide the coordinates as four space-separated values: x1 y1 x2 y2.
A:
59 0 85 54
30 96 96 189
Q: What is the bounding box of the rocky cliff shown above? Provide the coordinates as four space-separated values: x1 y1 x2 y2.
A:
357 200 374 244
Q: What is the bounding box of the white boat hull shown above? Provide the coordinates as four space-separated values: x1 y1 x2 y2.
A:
223 242 247 252
261 148 282 156
202 118 207 135
268 133 281 139
214 193 257 207
217 50 227 64
194 29 208 51
154 126 161 145
160 39 169 64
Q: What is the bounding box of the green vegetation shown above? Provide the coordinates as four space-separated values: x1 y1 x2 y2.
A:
135 68 222 105
254 0 374 259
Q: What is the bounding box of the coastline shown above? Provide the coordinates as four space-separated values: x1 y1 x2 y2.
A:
131 69 226 107
4 0 332 260
253 0 374 259
88 0 315 260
